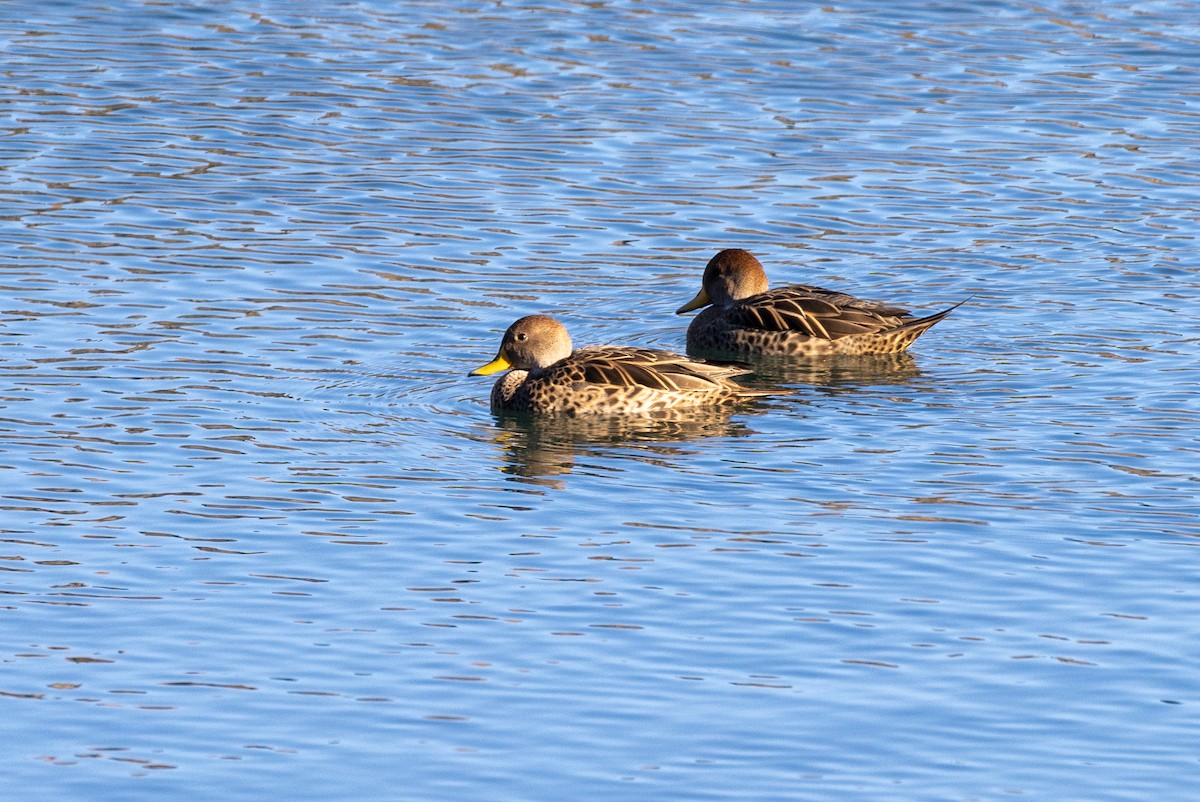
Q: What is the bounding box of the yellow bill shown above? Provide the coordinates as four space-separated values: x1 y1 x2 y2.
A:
469 351 512 376
675 287 711 314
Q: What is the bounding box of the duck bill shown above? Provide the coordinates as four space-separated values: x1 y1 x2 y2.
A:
469 350 512 376
675 287 711 314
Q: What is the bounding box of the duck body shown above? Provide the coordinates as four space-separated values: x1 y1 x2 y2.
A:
471 315 769 415
678 249 959 357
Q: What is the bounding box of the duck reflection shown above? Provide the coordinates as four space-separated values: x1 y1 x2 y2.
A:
485 404 759 483
733 352 924 390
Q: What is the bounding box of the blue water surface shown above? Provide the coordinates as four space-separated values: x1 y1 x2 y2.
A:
1 1 1198 800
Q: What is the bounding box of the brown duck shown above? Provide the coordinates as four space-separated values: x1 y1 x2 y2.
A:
677 248 961 357
470 315 771 414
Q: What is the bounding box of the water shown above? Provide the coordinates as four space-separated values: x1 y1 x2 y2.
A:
2 1 1199 800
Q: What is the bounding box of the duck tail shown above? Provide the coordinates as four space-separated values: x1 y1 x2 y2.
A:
887 297 970 346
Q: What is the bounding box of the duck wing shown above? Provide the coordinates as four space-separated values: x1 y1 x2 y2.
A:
728 284 912 340
562 346 751 392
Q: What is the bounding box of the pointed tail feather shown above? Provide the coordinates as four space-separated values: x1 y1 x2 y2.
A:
887 297 969 346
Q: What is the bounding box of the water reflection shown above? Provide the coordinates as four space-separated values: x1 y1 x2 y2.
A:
483 405 760 483
744 352 924 389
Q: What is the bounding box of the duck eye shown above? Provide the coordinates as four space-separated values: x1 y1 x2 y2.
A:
516 332 528 341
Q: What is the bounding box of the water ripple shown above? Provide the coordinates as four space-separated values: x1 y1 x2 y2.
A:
2 1 1200 800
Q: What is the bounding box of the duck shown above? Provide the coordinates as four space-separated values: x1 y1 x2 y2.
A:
676 248 961 357
469 314 771 414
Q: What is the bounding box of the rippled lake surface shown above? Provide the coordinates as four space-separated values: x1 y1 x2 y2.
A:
3 1 1199 799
